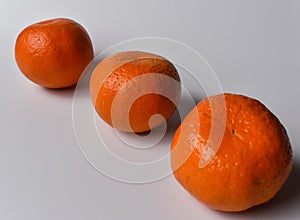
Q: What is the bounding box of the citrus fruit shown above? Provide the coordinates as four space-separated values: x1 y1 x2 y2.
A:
171 93 292 212
90 51 181 133
15 18 94 88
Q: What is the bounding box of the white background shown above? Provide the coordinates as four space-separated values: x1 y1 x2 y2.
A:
1 0 300 219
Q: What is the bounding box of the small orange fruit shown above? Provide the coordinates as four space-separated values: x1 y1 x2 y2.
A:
171 93 292 212
90 51 181 133
15 18 94 88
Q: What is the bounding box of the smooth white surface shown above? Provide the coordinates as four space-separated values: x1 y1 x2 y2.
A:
1 0 300 219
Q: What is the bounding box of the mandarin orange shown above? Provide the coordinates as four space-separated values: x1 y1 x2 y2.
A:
171 93 292 212
90 51 181 133
15 18 94 88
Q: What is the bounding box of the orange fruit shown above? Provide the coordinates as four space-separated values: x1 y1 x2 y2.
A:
15 18 94 89
171 93 292 212
90 51 181 133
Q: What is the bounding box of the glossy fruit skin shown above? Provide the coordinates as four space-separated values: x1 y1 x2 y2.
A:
90 51 181 133
15 18 94 88
171 93 293 212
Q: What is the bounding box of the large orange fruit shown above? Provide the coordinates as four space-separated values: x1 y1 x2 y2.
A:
90 51 181 133
15 18 94 88
171 93 292 212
